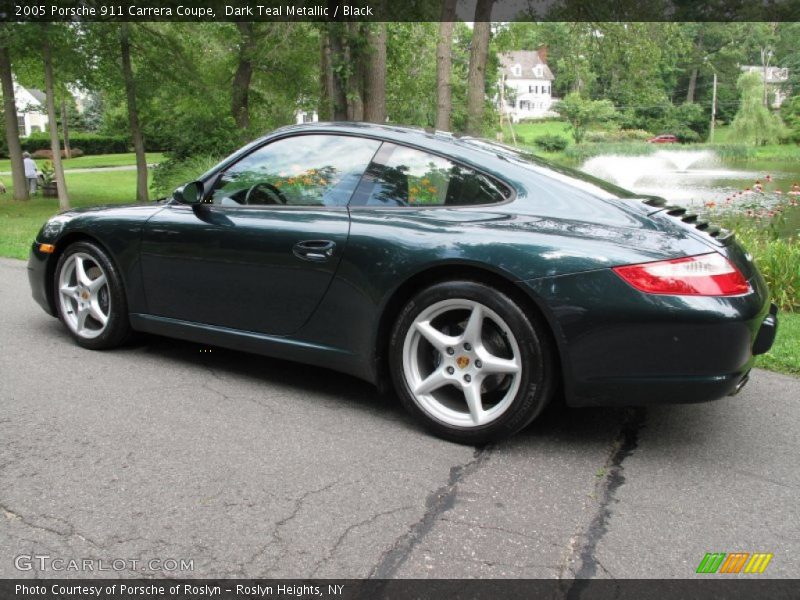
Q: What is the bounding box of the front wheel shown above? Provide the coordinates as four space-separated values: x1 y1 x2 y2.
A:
389 281 556 444
54 241 131 350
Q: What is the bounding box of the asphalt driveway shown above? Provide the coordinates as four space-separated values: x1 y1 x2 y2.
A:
1 257 797 579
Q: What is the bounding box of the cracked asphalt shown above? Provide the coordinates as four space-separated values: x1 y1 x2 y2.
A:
1 256 798 579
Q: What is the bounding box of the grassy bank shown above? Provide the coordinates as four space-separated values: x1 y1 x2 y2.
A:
496 121 800 167
758 312 800 376
0 152 165 173
0 169 144 259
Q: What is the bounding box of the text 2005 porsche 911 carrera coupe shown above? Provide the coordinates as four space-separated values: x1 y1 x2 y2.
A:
28 123 778 443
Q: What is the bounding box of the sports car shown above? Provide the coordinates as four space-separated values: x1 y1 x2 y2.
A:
28 123 778 443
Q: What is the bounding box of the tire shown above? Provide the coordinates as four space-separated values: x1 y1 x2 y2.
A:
389 281 556 445
53 241 131 350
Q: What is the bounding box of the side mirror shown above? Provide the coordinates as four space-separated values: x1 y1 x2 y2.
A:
173 181 204 205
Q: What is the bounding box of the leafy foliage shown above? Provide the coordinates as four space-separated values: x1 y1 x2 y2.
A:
731 72 786 145
533 134 568 152
21 132 128 155
554 93 617 143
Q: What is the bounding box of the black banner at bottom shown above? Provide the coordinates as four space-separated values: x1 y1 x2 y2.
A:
1 579 799 600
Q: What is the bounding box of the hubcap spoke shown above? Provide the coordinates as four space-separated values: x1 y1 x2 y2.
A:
478 351 521 375
415 320 459 352
414 368 450 395
461 303 483 345
89 300 108 326
74 256 91 286
89 273 107 293
60 285 79 301
76 306 89 333
463 382 485 425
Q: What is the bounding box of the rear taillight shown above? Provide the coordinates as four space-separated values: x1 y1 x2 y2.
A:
613 253 750 296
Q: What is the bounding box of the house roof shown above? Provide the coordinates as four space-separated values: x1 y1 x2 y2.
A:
740 65 789 84
499 51 554 81
27 88 46 104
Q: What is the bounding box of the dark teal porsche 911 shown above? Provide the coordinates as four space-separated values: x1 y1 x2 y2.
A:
28 123 777 443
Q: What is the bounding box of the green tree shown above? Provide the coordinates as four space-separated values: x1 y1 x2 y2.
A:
731 71 785 145
0 25 28 201
555 92 617 143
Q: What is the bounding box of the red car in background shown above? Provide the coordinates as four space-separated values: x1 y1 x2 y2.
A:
647 134 678 144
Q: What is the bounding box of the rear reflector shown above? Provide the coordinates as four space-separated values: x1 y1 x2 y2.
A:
613 253 750 296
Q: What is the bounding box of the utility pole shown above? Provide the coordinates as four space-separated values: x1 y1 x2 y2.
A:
761 47 773 107
710 71 717 143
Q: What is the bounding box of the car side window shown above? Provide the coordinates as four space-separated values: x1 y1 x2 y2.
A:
351 143 510 208
208 135 382 208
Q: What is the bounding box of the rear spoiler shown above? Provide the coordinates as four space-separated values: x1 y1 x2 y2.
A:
642 197 734 244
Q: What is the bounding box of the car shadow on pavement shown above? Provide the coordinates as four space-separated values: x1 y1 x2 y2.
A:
36 316 638 449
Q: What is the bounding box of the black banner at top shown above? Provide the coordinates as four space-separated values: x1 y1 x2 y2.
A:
1 0 799 22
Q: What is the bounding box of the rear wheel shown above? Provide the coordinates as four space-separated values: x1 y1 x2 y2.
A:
54 241 131 350
389 281 555 444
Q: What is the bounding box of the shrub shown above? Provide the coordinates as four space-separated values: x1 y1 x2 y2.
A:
31 148 85 159
21 132 129 155
584 129 653 143
533 134 568 152
702 196 800 312
150 154 224 198
735 228 800 312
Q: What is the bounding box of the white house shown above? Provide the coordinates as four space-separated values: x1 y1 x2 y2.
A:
740 65 790 108
295 109 318 124
12 83 49 136
498 49 556 122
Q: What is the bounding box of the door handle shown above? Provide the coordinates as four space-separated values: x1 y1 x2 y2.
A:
293 240 336 262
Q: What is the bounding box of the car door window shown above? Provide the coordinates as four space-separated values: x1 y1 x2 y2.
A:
209 135 381 207
351 143 510 208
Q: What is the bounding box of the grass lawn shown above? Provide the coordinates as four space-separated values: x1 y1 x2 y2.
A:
0 152 165 173
500 120 573 146
757 312 800 376
0 169 144 260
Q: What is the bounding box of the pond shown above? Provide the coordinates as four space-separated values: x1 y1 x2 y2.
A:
579 149 800 238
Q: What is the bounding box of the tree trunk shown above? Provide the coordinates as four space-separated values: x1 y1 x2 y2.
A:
363 23 386 123
232 22 255 131
435 0 457 131
345 22 364 121
465 0 494 136
42 34 69 210
686 68 697 103
0 45 28 201
120 24 148 204
60 96 71 159
328 24 348 120
319 27 335 121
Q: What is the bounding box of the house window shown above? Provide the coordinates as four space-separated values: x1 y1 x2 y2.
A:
534 66 543 77
17 116 25 131
511 64 521 77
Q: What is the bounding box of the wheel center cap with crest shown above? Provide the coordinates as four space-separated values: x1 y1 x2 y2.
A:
456 356 470 369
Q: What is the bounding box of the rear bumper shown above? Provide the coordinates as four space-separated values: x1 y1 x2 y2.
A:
522 269 776 408
753 302 778 356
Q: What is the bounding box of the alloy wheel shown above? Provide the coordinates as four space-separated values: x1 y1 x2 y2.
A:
57 252 111 339
402 298 523 428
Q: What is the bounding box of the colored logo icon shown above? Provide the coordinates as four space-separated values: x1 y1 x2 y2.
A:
696 552 773 574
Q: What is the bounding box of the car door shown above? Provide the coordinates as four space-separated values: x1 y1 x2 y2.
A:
140 134 382 336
